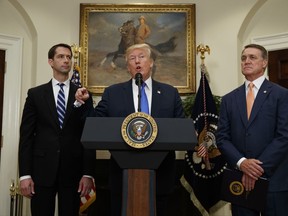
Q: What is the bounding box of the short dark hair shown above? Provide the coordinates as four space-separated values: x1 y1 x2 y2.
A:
48 43 72 59
243 44 268 60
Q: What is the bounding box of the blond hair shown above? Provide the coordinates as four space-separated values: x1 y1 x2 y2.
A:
125 43 152 61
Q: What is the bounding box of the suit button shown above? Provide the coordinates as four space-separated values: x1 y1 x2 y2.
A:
57 150 60 153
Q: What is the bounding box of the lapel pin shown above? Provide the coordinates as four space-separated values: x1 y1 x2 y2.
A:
157 90 161 94
263 90 267 94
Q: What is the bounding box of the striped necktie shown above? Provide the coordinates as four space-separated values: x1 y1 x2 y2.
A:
141 82 149 114
57 83 66 128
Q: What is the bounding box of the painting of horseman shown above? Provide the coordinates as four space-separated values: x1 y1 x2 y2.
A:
81 5 195 94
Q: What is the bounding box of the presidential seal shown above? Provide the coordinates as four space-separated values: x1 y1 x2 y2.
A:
121 112 158 149
229 181 244 196
185 112 227 178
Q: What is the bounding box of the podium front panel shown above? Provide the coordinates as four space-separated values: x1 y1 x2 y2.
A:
81 117 197 151
111 151 168 169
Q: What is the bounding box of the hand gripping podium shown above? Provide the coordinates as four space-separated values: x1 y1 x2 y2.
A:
81 116 197 216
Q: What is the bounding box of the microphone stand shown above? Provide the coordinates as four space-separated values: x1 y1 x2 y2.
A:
137 84 141 112
135 73 143 112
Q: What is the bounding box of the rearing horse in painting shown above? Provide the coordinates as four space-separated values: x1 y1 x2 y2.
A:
100 19 178 69
100 20 136 69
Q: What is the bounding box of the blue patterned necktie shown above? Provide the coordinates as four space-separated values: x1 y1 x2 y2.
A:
57 83 66 128
141 82 149 114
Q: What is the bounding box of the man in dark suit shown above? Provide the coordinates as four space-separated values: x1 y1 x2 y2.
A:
76 43 184 216
18 43 95 216
216 44 288 216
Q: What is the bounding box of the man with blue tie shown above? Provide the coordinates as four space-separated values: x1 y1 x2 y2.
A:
76 43 185 216
217 44 288 216
18 43 95 216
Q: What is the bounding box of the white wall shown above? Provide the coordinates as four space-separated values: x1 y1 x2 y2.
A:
243 0 288 43
1 0 288 215
16 0 261 97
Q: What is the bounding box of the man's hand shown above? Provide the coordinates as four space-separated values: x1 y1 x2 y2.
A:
78 176 95 197
20 178 35 198
75 87 90 104
240 158 264 180
242 173 256 191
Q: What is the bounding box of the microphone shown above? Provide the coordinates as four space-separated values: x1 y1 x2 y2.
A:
135 73 143 86
135 73 143 112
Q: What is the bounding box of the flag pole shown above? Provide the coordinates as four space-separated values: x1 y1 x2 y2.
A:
181 43 227 214
196 43 211 170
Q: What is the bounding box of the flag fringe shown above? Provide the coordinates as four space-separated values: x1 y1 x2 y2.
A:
79 192 96 213
209 200 229 215
180 175 228 215
180 175 209 216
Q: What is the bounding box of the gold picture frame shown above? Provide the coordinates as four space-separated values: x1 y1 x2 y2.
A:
80 4 196 95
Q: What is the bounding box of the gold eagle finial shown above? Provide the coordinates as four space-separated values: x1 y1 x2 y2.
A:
197 43 210 64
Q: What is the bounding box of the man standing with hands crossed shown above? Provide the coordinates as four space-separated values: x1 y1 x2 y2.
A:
217 44 288 216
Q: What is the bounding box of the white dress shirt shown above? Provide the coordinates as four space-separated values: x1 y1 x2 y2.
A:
132 77 152 113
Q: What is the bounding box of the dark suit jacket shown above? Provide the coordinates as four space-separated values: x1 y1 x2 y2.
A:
217 79 288 192
93 78 185 194
18 80 95 187
95 79 184 118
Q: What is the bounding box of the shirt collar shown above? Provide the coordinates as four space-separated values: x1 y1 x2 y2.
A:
52 78 70 87
132 76 152 89
245 75 265 90
144 77 152 90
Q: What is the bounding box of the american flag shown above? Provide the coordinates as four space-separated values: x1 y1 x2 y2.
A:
71 65 82 87
80 183 96 213
70 64 96 213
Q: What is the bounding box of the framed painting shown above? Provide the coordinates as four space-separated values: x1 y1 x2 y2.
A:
79 4 196 95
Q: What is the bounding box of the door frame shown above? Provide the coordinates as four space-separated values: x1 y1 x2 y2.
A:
252 32 288 50
0 33 22 215
251 32 288 79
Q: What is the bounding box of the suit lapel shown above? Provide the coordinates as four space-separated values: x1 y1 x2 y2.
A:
44 81 60 127
248 79 271 123
235 84 248 126
62 82 77 127
123 80 135 114
150 80 161 116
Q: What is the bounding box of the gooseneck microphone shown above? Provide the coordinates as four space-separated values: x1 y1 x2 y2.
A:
135 73 143 112
135 72 143 86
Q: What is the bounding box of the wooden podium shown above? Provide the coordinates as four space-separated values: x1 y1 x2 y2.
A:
81 117 197 216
